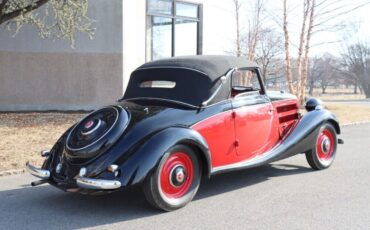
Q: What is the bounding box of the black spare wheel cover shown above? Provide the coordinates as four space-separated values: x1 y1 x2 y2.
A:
65 106 129 161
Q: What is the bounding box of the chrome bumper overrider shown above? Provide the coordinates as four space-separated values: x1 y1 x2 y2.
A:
26 162 121 190
76 177 121 190
26 162 50 179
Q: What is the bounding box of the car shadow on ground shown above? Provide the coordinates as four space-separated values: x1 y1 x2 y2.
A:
0 163 312 229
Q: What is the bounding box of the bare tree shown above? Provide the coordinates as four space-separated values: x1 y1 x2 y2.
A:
232 0 242 57
281 0 369 104
0 0 94 46
244 0 263 61
340 42 370 98
295 0 311 99
308 55 339 95
255 29 283 83
308 57 323 95
301 0 316 102
282 0 295 94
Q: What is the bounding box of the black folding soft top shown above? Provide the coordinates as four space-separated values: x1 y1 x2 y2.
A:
123 55 259 106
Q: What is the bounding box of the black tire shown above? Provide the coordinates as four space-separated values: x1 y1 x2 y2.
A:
305 123 337 170
143 144 201 211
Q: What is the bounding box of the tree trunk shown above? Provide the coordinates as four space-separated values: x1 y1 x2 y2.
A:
300 0 315 104
296 0 310 101
363 84 370 98
322 86 326 94
283 0 295 94
233 0 241 57
262 67 267 84
247 0 262 62
354 84 358 94
359 85 364 94
309 80 314 96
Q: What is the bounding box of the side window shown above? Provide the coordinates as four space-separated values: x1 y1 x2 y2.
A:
231 70 262 97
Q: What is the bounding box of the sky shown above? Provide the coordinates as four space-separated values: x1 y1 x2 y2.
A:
201 0 370 57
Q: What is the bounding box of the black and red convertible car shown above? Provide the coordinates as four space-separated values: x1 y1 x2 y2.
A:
27 55 343 211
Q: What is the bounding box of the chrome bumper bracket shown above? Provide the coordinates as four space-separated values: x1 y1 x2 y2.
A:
76 177 121 190
26 162 50 180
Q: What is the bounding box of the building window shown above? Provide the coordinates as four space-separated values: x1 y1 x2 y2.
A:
146 0 203 61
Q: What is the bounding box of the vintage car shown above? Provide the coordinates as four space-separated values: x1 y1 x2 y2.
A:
26 55 343 211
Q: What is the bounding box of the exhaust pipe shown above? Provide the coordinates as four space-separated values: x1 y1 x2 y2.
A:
31 179 48 187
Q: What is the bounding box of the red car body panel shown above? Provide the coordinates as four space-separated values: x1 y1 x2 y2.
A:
192 110 237 167
233 103 280 159
193 99 300 169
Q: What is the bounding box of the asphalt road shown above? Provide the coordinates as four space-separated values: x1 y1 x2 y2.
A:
1 124 369 230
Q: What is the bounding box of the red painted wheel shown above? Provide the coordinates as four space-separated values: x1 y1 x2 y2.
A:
159 152 194 199
316 128 335 162
143 145 201 211
306 123 337 170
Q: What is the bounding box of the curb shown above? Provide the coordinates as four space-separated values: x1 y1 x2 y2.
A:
342 121 370 127
1 122 369 178
0 168 26 177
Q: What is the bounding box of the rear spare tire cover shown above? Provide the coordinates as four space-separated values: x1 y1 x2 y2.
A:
65 106 129 161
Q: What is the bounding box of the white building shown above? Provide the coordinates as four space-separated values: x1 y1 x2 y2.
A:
0 0 235 111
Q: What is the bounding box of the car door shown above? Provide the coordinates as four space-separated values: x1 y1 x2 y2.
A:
231 69 280 160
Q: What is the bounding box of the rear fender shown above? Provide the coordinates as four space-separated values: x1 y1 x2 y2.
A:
118 127 211 187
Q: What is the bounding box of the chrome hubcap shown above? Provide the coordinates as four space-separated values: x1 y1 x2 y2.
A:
81 119 102 136
169 165 187 187
321 137 331 154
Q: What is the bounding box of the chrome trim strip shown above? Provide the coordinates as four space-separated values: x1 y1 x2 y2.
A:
201 83 223 106
211 155 266 174
201 68 236 106
76 177 121 190
26 162 50 180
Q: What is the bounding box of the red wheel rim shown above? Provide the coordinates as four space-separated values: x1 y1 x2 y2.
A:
316 128 335 161
160 152 194 199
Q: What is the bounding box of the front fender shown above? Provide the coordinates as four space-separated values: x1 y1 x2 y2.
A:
268 108 340 162
212 108 341 174
118 127 211 187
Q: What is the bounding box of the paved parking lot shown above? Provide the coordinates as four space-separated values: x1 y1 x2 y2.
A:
0 124 369 230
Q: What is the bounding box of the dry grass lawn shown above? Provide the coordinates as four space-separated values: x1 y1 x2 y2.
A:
0 113 84 172
324 103 370 125
311 88 366 101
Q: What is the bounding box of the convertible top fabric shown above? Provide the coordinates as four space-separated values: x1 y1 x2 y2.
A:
123 55 259 106
136 55 259 81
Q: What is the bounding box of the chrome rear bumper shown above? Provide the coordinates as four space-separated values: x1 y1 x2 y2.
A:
26 162 50 179
26 162 121 190
76 177 121 190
